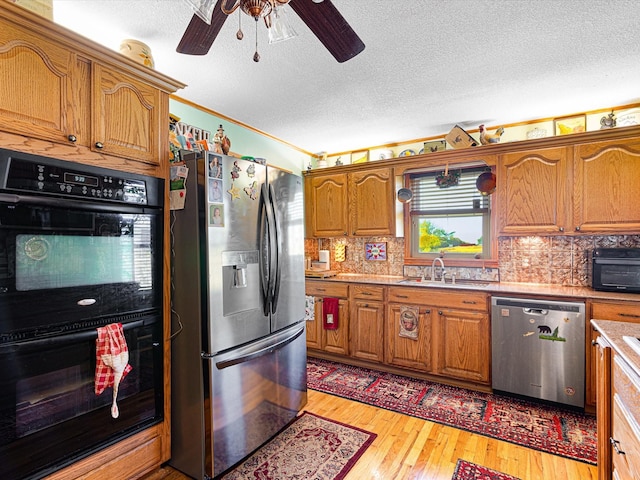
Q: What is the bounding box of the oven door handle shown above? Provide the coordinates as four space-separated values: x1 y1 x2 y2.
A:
0 318 151 353
0 193 159 214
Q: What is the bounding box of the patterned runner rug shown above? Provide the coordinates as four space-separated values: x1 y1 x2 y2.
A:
452 459 521 480
220 411 376 480
307 357 597 464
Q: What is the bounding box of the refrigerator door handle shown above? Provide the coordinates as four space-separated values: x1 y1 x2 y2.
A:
258 183 271 316
268 184 282 314
207 323 305 369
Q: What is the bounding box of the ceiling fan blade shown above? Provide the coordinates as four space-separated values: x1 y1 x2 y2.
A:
289 0 365 63
177 0 228 55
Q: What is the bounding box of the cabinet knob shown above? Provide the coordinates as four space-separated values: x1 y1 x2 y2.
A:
344 232 348 236
559 227 564 232
591 339 598 347
95 142 104 149
575 226 581 231
438 310 443 315
425 309 431 314
67 134 77 143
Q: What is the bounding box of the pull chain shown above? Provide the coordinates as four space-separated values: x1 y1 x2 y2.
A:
236 10 243 40
253 17 260 62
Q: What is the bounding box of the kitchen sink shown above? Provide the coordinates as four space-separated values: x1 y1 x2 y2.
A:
396 278 492 289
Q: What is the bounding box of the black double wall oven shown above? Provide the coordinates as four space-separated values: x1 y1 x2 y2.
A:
0 149 164 480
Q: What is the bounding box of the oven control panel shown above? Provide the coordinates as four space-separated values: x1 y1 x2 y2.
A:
2 156 150 205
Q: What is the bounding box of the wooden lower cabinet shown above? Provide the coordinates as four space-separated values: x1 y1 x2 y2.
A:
386 287 490 385
385 303 432 371
350 285 385 362
593 335 612 480
436 308 490 383
306 281 350 356
592 323 640 480
587 300 640 409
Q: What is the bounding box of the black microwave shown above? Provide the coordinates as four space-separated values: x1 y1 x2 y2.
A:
592 248 640 293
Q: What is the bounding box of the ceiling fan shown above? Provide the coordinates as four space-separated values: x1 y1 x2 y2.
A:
178 0 365 63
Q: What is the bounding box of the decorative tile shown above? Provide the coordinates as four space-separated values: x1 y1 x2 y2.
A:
594 236 619 248
619 235 640 248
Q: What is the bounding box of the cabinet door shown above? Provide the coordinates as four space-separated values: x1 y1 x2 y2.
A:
348 167 395 236
593 337 612 480
385 304 432 371
306 173 349 237
306 299 323 350
498 147 570 235
350 300 384 362
322 298 349 355
435 308 490 383
587 301 640 408
574 138 640 234
0 21 87 145
92 63 161 164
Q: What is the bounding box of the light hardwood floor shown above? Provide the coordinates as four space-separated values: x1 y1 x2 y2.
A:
142 389 597 480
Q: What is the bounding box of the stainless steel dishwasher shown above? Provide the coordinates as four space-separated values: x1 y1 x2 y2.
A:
491 297 585 408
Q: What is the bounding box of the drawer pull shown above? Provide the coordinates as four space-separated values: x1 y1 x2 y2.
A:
610 437 625 455
396 295 409 299
619 313 640 319
462 300 477 304
361 292 373 296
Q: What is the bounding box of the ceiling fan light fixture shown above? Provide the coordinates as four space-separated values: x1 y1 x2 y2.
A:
182 0 217 24
267 4 298 44
240 0 272 19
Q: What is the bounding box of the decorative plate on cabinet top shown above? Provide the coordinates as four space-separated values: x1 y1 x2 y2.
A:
399 149 416 157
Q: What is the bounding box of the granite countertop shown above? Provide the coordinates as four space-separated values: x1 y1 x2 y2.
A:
305 273 640 302
591 319 640 375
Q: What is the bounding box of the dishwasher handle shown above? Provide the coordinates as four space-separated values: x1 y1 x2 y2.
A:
523 307 548 315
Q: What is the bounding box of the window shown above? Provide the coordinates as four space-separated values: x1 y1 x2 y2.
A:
408 166 491 260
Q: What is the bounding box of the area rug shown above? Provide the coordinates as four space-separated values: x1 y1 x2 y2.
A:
452 459 521 480
307 357 597 465
220 411 376 480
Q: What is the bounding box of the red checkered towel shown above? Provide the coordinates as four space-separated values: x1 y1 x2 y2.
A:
95 323 132 395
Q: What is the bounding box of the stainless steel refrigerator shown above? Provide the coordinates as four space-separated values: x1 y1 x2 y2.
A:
169 152 307 479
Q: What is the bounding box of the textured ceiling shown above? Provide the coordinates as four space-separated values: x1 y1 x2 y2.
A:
52 0 640 154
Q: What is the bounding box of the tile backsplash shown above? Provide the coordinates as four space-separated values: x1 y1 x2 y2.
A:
305 234 640 286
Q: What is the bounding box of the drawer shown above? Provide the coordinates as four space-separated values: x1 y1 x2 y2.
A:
592 301 640 323
612 393 640 480
388 287 488 311
613 354 640 428
350 284 385 301
305 281 349 298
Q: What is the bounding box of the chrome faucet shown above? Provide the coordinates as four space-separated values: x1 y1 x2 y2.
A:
431 257 446 282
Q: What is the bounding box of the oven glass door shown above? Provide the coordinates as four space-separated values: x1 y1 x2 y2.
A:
0 316 163 480
0 199 162 333
593 259 640 292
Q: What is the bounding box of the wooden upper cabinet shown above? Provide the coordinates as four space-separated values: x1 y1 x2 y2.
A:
306 173 349 237
92 63 162 165
0 5 184 171
349 167 395 236
305 167 395 238
497 146 570 235
573 137 640 234
0 21 88 146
